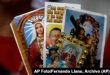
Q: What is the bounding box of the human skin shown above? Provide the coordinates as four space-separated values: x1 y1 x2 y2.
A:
35 23 44 37
49 30 61 45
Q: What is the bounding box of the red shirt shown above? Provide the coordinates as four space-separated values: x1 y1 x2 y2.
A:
0 36 27 75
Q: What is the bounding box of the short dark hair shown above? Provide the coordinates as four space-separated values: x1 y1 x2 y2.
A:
49 28 61 37
87 34 90 37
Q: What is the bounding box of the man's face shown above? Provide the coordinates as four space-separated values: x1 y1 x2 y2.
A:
49 30 61 45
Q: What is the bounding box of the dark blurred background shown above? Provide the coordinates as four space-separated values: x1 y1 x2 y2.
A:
0 0 110 75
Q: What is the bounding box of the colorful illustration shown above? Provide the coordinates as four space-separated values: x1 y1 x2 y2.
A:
46 25 63 68
10 8 44 75
44 2 81 68
63 8 107 68
46 25 62 48
10 2 107 70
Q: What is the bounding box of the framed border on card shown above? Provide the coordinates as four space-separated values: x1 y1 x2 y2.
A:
63 7 107 68
10 8 44 75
